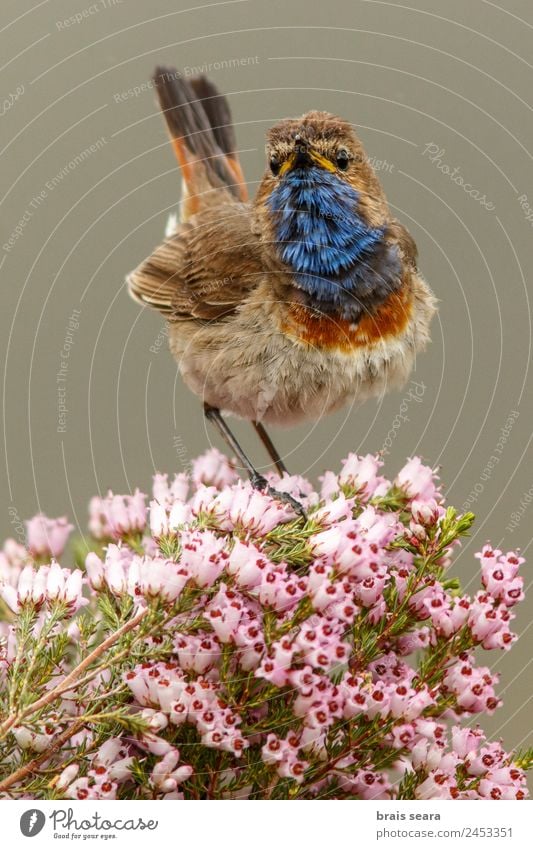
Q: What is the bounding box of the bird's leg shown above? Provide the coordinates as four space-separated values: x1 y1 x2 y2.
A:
204 404 267 490
252 420 289 477
253 421 309 501
203 404 305 519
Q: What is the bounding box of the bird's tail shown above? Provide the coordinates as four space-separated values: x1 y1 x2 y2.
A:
153 66 248 220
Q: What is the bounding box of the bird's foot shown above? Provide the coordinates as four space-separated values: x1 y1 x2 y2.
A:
250 473 307 521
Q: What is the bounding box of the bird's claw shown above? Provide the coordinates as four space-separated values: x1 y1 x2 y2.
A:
267 486 307 521
250 473 307 520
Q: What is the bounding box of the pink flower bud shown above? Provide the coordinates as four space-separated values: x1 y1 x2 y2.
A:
85 552 104 590
149 502 168 537
411 498 441 526
57 764 80 790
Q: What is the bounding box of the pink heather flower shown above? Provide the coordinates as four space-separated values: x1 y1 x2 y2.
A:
227 540 270 588
153 473 171 505
152 472 189 507
256 644 293 687
261 733 288 764
137 556 188 602
365 682 392 719
205 584 245 642
256 564 305 613
88 496 109 539
108 757 135 781
264 472 318 512
140 733 175 757
175 633 221 674
338 453 385 500
47 563 85 611
227 483 296 533
309 525 347 560
416 771 457 800
411 498 442 526
179 529 228 588
477 546 525 607
467 593 516 650
355 505 400 546
101 544 131 596
342 769 392 800
395 627 430 655
65 777 94 800
17 564 35 604
451 726 484 759
151 748 193 794
465 741 506 777
56 764 80 790
26 514 74 559
141 708 169 732
444 656 501 714
395 457 440 502
168 500 192 530
149 499 193 538
313 492 355 525
409 580 445 619
478 778 523 800
0 538 28 574
149 501 168 538
189 485 221 518
94 738 126 767
277 755 308 784
320 470 341 500
356 574 387 607
108 490 146 538
192 447 237 490
89 490 146 541
13 726 51 752
85 552 105 590
0 562 85 612
261 734 308 783
430 596 471 637
0 449 528 801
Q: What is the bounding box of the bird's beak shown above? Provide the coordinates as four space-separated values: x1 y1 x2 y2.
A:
278 137 337 176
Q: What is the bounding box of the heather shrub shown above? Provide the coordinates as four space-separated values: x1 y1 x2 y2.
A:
0 450 530 799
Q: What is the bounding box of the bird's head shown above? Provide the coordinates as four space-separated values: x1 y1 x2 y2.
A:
252 112 400 319
265 112 366 183
253 111 388 230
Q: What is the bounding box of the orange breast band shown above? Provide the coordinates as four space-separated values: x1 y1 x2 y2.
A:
281 287 412 352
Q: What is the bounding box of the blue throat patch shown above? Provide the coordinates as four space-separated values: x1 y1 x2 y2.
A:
267 166 401 318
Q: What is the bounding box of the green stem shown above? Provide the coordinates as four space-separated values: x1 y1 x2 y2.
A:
0 607 148 740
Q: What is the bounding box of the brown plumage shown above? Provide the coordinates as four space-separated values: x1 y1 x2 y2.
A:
127 66 436 499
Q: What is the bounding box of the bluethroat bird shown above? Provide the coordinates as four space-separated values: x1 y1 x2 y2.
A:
127 67 436 514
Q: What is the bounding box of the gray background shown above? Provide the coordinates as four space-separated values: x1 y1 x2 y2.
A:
1 0 531 756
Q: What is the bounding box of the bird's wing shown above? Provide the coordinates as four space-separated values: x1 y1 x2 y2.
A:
387 219 418 269
127 203 263 320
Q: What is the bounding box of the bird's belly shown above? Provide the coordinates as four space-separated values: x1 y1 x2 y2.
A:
170 313 415 427
260 337 415 426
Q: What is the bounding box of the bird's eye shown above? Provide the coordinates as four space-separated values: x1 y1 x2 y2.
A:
336 150 350 171
269 155 281 176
